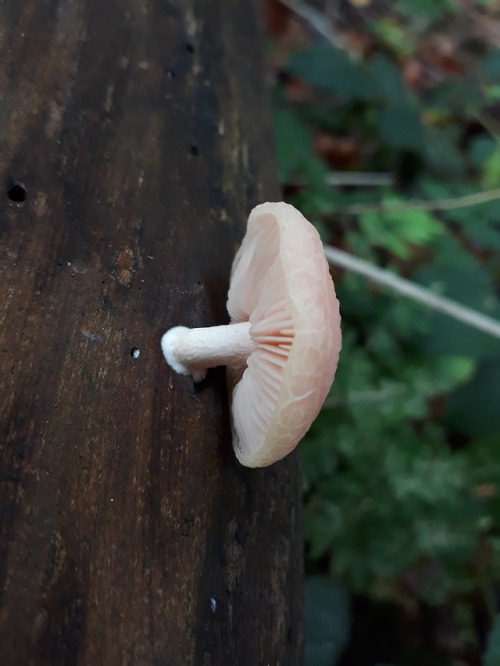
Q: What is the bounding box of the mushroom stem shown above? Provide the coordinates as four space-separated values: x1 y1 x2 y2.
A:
161 321 255 382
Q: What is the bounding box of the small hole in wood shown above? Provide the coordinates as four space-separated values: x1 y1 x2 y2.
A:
7 181 26 202
186 43 194 54
190 146 199 156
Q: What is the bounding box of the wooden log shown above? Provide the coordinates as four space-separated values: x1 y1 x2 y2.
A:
0 2 303 664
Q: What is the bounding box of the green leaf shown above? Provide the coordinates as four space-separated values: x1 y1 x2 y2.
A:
305 577 350 666
273 108 315 182
484 615 500 666
378 105 424 151
358 206 443 258
430 356 475 390
481 49 500 81
447 360 500 437
483 145 500 188
398 0 453 20
424 127 467 177
370 55 410 103
288 42 377 100
413 263 500 359
371 20 413 57
485 84 500 103
427 185 500 251
470 135 496 168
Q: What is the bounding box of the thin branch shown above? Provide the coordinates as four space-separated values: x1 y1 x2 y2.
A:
291 171 395 188
277 0 347 50
323 377 464 409
325 171 395 187
325 187 500 216
323 245 500 339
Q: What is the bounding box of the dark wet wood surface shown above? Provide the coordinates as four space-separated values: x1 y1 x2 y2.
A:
0 2 303 664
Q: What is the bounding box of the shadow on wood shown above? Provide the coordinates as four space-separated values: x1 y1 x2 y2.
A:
0 1 303 664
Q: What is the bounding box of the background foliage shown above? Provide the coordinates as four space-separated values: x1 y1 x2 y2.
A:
266 1 500 664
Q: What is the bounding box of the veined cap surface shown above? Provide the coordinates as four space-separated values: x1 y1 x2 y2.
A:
227 202 341 467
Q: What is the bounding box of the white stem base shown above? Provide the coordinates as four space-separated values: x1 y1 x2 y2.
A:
161 322 255 382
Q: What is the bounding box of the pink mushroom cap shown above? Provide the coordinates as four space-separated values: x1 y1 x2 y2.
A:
227 202 341 467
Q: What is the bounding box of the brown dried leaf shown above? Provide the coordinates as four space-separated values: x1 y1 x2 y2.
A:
314 133 361 170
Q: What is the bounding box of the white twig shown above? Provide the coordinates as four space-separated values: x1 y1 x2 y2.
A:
277 0 347 50
292 171 395 188
323 245 500 339
325 171 395 187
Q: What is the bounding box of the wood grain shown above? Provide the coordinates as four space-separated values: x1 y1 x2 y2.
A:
0 2 303 664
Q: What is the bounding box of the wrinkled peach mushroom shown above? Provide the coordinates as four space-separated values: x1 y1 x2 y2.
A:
161 202 341 467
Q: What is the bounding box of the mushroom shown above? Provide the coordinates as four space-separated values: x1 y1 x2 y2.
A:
161 202 341 467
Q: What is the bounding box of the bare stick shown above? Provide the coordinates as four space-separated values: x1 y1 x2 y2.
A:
328 187 500 216
323 244 500 339
325 172 395 187
277 0 347 50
